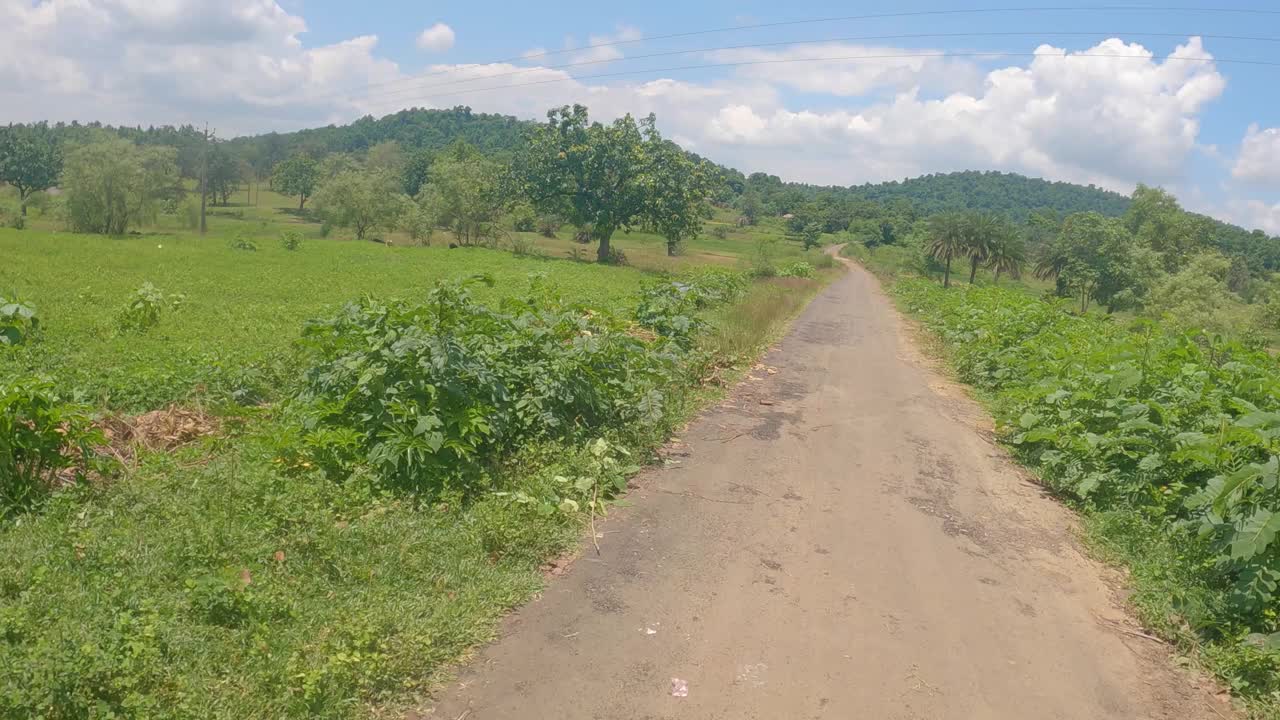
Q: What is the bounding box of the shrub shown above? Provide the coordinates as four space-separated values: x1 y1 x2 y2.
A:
182 196 201 230
230 233 258 252
280 230 304 251
604 246 629 266
0 376 105 516
634 269 748 347
117 282 184 333
292 278 682 496
779 261 816 278
7 214 24 230
0 295 39 346
511 203 537 232
509 235 538 257
710 225 730 240
894 278 1280 685
538 216 561 238
749 237 778 278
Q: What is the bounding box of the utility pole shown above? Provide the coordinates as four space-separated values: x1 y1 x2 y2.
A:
199 123 212 235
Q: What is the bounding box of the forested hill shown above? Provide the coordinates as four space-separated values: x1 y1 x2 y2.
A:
228 107 533 159
844 170 1132 220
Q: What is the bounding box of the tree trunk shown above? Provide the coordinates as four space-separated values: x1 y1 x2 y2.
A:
667 239 677 257
994 266 1002 284
968 256 979 284
943 255 952 288
18 189 28 216
299 196 306 211
596 226 614 264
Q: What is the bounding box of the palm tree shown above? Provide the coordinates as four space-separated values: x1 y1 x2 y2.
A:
1033 242 1068 282
962 212 1002 285
927 212 967 288
985 231 1026 284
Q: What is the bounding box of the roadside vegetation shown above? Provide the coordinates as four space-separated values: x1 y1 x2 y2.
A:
845 182 1280 714
0 107 838 717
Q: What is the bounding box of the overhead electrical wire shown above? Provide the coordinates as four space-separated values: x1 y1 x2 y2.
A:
358 50 1279 112
341 30 1280 105
320 5 1280 101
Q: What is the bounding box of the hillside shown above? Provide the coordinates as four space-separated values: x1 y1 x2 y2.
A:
845 170 1132 219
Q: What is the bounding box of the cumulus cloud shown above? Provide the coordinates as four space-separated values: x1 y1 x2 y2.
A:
416 23 455 53
0 9 1237 203
0 0 402 134
1233 124 1280 186
680 37 1226 189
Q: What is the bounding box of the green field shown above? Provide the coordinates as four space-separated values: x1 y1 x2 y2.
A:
1 185 824 412
0 185 837 718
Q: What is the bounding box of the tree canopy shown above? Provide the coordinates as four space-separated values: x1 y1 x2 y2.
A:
0 123 62 215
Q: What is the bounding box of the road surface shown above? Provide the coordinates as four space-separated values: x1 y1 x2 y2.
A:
425 258 1228 720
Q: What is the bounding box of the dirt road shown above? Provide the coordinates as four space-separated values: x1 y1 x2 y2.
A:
427 260 1227 720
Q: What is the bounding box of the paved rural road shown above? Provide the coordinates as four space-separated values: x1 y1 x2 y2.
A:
426 257 1229 720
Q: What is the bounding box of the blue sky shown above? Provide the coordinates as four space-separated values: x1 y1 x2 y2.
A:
3 1 1279 230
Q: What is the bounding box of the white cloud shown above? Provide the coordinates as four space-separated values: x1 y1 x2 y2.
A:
707 43 983 97
1233 124 1280 186
416 23 455 53
1218 199 1280 234
0 0 403 134
567 25 642 65
0 10 1239 211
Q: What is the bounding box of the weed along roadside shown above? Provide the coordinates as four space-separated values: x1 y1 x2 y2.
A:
0 250 838 717
858 264 1280 717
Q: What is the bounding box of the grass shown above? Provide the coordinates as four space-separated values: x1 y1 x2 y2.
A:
0 194 824 412
0 186 842 718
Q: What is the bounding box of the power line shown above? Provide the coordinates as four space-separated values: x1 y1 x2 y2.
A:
363 50 1278 113
344 30 1280 105
324 6 1280 101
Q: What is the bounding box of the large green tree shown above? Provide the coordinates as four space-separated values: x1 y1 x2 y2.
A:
62 138 178 235
0 123 62 216
206 145 243 206
272 154 320 210
1034 212 1139 313
313 168 409 241
417 142 505 247
515 105 662 264
644 139 720 256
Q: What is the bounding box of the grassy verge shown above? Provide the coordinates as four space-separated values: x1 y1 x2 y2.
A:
867 269 1280 717
0 246 839 717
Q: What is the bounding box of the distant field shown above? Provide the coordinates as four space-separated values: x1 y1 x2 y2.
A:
1 187 819 411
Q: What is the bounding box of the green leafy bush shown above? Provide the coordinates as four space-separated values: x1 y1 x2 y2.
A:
779 261 816 278
0 295 39 346
895 278 1280 696
293 277 682 496
280 230 304 251
230 233 258 252
634 269 748 347
0 376 104 516
117 282 184 333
